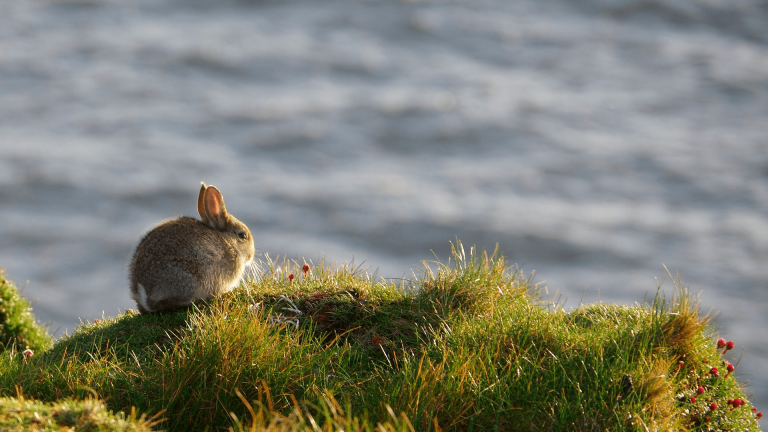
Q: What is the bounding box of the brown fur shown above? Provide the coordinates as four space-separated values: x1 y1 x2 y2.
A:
129 183 255 313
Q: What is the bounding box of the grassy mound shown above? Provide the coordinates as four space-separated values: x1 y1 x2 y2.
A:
0 243 761 431
0 269 52 353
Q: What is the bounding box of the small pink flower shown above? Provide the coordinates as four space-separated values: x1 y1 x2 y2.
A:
723 340 734 354
697 386 705 395
94 319 100 323
288 273 295 282
22 349 33 358
725 363 735 378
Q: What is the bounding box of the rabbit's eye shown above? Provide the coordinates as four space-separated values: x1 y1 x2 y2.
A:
237 231 248 240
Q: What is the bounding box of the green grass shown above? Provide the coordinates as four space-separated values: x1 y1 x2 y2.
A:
0 394 162 432
0 242 762 431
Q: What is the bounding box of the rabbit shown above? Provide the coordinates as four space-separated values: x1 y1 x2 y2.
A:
129 182 255 313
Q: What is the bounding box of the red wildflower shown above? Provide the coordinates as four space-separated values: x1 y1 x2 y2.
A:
302 264 310 273
288 273 295 282
710 367 719 377
725 363 735 378
758 412 763 419
723 340 734 354
697 386 705 395
717 338 727 349
710 403 718 411
691 396 697 403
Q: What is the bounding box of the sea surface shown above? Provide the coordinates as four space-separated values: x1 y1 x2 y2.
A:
2 0 767 408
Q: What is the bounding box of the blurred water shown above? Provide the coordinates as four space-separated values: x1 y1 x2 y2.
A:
2 0 768 407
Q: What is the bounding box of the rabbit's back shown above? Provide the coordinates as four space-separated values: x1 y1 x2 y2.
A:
129 217 246 313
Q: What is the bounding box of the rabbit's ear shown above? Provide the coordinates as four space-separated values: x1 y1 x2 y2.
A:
204 186 228 230
198 182 209 225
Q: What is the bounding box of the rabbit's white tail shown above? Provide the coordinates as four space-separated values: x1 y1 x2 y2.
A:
135 283 154 313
